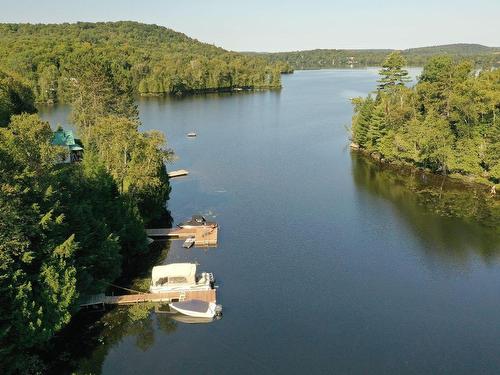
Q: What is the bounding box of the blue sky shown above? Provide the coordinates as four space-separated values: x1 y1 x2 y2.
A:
1 0 499 51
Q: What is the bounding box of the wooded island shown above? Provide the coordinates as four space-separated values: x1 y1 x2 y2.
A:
351 52 499 185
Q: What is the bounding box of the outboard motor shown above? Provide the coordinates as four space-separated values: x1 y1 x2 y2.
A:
214 304 223 319
208 272 216 288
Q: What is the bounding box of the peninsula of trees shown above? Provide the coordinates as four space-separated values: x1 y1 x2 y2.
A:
251 44 500 71
0 21 284 103
351 52 499 185
0 53 172 372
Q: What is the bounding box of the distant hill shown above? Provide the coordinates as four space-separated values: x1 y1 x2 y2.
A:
405 43 499 55
248 44 500 70
0 21 283 103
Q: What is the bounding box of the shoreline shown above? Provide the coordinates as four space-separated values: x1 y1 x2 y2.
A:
350 142 498 195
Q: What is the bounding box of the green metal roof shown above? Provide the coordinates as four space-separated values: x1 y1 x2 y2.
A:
52 129 83 150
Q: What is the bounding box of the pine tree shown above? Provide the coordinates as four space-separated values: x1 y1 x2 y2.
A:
378 52 411 91
366 104 387 149
352 97 374 147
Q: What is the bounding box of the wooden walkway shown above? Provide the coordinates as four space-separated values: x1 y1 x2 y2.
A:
81 289 216 308
146 226 218 247
168 169 189 178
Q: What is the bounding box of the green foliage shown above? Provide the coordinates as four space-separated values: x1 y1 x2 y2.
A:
0 116 78 370
0 21 282 103
366 103 388 149
0 70 36 126
0 37 174 372
66 50 139 128
351 96 374 146
377 52 411 90
84 116 173 225
351 54 500 184
1 114 65 170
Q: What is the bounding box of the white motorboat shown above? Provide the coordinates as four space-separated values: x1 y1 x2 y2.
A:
169 299 222 318
187 132 197 137
149 263 214 293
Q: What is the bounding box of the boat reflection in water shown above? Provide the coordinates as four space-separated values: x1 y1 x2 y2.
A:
154 304 221 324
170 314 216 324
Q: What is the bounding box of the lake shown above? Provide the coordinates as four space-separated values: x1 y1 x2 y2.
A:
39 69 500 375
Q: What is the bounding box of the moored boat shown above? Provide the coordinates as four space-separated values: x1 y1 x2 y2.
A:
150 263 215 293
178 215 217 229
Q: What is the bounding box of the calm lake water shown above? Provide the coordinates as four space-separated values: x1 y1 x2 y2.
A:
39 69 500 375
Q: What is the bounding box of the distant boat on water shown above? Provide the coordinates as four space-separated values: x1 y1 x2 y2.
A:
187 132 197 137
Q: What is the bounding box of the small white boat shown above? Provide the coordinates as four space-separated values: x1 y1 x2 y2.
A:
187 132 197 137
150 263 214 293
182 236 195 248
169 299 222 318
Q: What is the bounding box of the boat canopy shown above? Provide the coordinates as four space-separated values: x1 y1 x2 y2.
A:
151 263 197 285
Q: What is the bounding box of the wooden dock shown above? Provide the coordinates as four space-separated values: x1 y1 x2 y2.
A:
146 226 218 247
81 289 216 308
168 169 189 178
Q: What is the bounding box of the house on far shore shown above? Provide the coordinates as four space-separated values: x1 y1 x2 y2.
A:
51 127 84 163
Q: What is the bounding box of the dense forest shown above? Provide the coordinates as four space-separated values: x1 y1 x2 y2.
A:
0 59 172 373
0 21 284 103
351 52 500 186
251 44 500 70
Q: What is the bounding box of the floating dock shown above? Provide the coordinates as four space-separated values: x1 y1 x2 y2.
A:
81 289 216 309
146 226 218 247
168 169 189 178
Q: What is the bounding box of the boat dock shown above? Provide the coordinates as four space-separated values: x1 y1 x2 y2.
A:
80 289 216 309
146 226 218 247
168 169 189 178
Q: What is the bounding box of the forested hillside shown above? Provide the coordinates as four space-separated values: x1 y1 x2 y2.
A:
351 52 500 185
0 21 283 103
252 44 500 70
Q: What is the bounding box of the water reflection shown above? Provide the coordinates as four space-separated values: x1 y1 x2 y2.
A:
351 152 500 264
74 307 179 374
46 240 180 374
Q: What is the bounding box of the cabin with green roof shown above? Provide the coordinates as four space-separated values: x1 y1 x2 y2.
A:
51 128 84 163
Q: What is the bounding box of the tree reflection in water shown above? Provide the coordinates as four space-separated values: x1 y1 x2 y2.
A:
351 152 500 264
46 240 180 374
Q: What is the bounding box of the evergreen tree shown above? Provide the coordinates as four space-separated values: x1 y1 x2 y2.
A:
377 51 411 90
351 97 374 147
366 104 387 149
